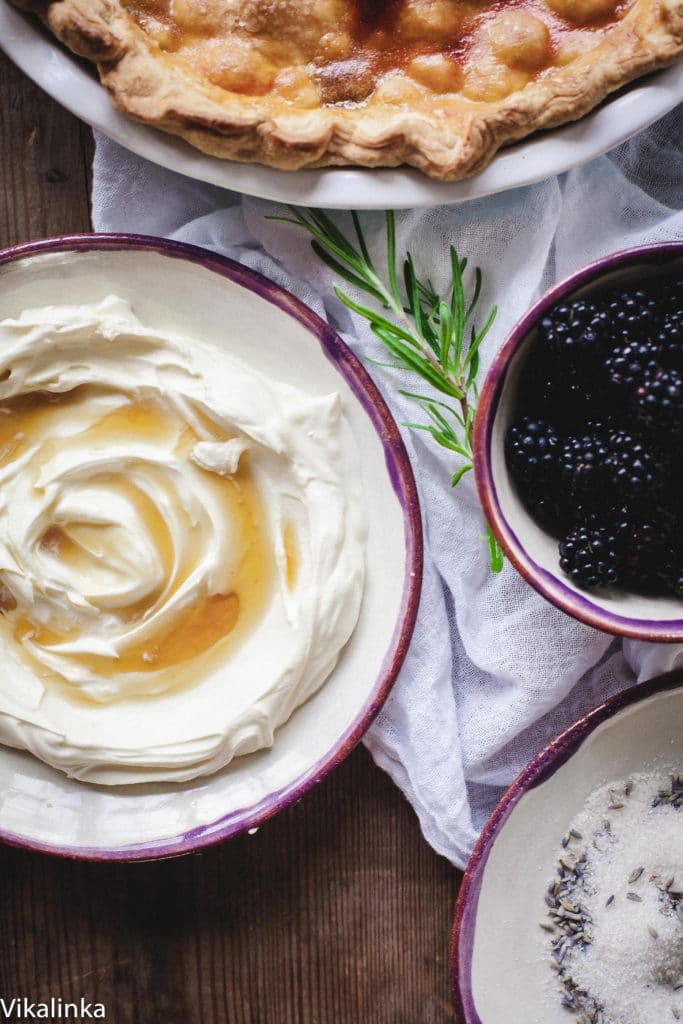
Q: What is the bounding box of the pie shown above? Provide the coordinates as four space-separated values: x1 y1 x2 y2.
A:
12 0 683 179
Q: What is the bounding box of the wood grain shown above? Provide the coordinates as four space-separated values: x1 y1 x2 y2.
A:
0 50 460 1024
0 52 93 246
0 748 458 1024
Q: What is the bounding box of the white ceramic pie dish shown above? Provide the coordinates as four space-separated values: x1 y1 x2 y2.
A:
451 667 683 1024
0 235 422 860
1 1 682 209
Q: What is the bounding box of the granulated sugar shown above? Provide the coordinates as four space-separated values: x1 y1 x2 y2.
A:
544 771 682 1024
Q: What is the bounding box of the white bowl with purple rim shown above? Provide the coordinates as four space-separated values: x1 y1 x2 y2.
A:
474 242 683 642
450 666 683 1024
0 234 422 860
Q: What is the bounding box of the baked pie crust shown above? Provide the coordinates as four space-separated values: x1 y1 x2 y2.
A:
12 0 683 179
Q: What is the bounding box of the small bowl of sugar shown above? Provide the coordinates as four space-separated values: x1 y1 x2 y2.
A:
451 667 683 1024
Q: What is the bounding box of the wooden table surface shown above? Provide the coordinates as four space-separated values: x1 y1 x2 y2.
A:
0 52 461 1024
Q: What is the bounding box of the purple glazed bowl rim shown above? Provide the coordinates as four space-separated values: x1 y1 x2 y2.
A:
450 665 683 1024
473 242 683 642
0 232 423 862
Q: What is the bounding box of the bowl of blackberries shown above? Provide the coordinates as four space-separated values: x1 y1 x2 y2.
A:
474 243 683 641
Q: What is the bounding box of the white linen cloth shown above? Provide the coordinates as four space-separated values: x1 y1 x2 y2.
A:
93 108 683 868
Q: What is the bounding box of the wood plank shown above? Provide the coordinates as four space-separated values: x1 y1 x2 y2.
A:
0 749 457 1024
0 49 460 1024
0 51 93 246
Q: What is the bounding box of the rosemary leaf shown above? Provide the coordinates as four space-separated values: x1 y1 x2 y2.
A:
465 305 498 367
466 350 480 388
404 254 426 343
398 390 458 412
333 289 415 345
487 527 505 574
451 464 473 487
371 328 462 397
438 301 453 372
428 426 460 450
403 421 433 432
450 246 466 366
386 211 401 308
311 241 384 302
310 209 357 257
465 267 483 326
352 211 374 269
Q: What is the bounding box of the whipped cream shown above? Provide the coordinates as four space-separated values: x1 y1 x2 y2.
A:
0 296 366 784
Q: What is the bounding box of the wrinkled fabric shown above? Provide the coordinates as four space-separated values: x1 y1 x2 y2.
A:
93 107 683 867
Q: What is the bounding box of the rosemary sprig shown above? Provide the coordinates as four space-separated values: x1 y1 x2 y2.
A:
271 207 504 573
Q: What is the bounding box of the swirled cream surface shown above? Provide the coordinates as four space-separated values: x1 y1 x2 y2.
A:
0 296 365 784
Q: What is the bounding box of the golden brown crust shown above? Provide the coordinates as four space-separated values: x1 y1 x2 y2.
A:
12 0 683 180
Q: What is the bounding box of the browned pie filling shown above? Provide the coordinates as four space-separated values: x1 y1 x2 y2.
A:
124 0 636 107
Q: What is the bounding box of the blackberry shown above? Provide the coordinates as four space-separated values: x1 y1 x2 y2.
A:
660 552 683 598
559 522 622 590
600 287 660 347
632 364 683 434
603 338 661 390
610 505 676 594
538 299 609 365
602 429 666 499
537 367 597 425
560 427 610 500
654 308 683 372
653 275 683 320
505 418 561 489
523 493 573 538
520 356 619 429
660 470 683 521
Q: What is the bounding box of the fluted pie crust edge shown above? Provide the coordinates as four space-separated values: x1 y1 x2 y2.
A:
11 0 683 180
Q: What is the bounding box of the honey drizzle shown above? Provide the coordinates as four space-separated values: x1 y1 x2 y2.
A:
0 387 276 699
283 521 299 590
